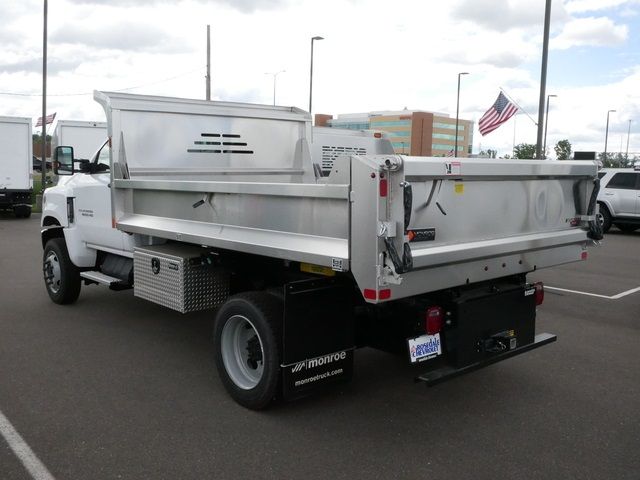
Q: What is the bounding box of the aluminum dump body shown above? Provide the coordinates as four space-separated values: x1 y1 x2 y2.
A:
95 91 598 303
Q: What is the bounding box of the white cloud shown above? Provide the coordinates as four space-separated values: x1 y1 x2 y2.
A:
452 0 570 31
564 0 639 14
552 16 628 49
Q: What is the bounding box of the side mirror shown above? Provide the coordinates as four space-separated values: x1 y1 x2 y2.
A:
54 146 74 175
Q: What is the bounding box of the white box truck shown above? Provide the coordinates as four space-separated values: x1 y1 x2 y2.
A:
41 91 603 409
51 120 107 161
0 116 33 218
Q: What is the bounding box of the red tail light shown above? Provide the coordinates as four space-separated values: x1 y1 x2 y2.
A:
534 281 544 306
425 306 444 335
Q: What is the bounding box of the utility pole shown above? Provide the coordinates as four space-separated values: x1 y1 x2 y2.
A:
536 0 552 159
41 0 48 190
206 25 211 100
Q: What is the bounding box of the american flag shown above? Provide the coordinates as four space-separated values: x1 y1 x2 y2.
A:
445 149 454 157
478 92 517 136
35 113 56 127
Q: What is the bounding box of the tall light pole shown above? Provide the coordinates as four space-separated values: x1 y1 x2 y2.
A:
265 70 285 106
309 36 324 120
604 109 616 163
455 72 469 158
41 0 48 190
542 94 556 158
535 0 552 159
625 119 632 161
206 25 211 100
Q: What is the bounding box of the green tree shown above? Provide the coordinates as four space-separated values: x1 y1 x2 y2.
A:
32 133 52 143
554 139 572 160
599 152 632 168
513 143 536 159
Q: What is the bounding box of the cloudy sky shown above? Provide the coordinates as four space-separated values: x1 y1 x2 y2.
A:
1 0 639 157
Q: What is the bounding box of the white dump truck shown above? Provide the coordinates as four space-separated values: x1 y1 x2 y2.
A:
0 116 33 218
41 91 602 409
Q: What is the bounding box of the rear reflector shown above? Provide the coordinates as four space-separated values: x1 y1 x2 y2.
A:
362 288 391 300
374 132 382 138
379 178 388 197
534 281 544 306
363 289 376 300
425 306 444 335
379 289 391 300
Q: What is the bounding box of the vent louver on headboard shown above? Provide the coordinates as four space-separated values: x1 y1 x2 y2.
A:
321 145 367 174
187 133 254 154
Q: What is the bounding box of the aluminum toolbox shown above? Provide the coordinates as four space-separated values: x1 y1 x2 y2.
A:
133 243 228 313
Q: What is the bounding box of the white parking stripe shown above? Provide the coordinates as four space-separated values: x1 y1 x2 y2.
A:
546 285 640 300
0 409 55 480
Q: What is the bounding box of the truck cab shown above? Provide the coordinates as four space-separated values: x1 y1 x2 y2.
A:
42 139 133 270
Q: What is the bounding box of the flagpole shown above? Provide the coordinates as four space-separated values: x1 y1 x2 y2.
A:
512 114 517 157
499 87 537 126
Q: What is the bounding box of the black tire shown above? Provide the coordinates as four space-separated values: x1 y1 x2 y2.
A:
13 206 31 218
213 292 283 410
43 238 81 304
615 223 639 233
597 204 612 233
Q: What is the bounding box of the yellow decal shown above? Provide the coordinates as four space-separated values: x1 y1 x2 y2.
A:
454 182 464 194
300 263 336 277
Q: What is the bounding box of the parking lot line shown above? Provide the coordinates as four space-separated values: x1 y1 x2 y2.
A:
546 285 640 300
0 408 55 480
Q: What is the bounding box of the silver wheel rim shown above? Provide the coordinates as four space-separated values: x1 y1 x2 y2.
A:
44 251 62 294
220 315 265 390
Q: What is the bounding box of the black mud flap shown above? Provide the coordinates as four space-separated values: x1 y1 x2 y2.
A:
281 277 355 401
416 332 557 386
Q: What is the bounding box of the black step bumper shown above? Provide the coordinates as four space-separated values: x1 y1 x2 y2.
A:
416 332 557 386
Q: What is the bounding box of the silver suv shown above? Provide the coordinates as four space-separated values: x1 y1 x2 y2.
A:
597 167 640 233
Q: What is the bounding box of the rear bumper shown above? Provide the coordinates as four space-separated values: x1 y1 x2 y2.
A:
416 332 557 386
0 189 32 208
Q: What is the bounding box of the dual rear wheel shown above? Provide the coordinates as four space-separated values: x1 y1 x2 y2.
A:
213 292 283 410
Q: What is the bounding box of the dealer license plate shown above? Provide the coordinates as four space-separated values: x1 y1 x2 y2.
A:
407 333 442 363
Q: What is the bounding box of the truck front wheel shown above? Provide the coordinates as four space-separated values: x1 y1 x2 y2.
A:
43 238 81 304
213 292 283 410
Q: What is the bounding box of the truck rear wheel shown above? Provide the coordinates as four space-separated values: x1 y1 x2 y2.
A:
43 238 81 304
13 206 31 218
213 292 283 410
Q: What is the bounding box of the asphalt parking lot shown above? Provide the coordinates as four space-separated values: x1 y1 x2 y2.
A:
0 216 639 480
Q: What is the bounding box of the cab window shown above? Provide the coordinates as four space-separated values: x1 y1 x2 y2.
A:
605 172 639 190
95 141 110 172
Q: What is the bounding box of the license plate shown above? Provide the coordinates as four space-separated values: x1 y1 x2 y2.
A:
408 333 442 363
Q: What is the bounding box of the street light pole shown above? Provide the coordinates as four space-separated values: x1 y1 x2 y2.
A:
535 0 552 159
309 36 324 121
206 25 211 100
265 70 285 106
455 72 469 158
542 94 556 158
604 109 616 164
625 119 632 161
41 0 48 191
